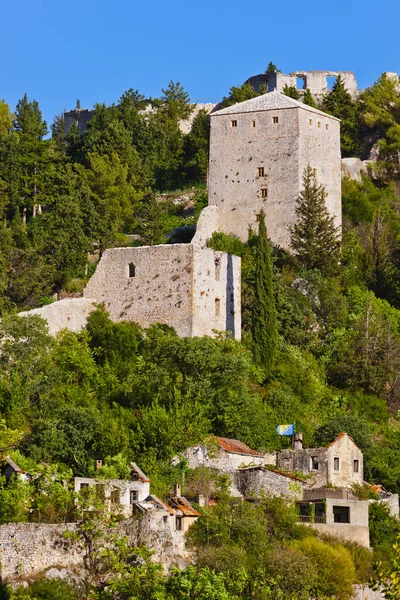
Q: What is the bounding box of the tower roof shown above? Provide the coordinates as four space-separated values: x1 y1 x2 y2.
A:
211 91 339 121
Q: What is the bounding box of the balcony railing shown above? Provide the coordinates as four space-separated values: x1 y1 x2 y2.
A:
298 514 326 524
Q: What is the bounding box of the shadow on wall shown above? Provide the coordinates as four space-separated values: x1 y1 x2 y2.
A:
226 254 235 338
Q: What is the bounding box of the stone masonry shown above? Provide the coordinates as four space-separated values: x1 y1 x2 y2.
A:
208 91 342 247
83 243 241 340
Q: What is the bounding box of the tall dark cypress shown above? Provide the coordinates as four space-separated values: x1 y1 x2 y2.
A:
252 210 278 369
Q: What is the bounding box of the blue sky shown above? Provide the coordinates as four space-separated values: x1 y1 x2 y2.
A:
1 0 399 126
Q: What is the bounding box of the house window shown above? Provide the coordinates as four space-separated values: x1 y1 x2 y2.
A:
309 119 313 126
96 483 105 501
261 188 268 198
128 263 136 278
257 167 265 177
313 168 317 178
176 516 183 531
80 482 89 491
215 298 221 317
334 457 340 471
255 213 261 223
326 123 329 130
310 457 319 471
353 460 359 473
333 506 350 524
111 489 120 505
272 116 279 123
130 490 138 504
231 120 237 128
318 121 321 128
252 120 256 128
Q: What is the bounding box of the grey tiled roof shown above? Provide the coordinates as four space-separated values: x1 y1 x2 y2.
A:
211 91 339 120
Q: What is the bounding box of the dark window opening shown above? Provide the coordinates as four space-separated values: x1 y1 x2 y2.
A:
80 482 89 491
311 457 319 471
333 505 350 523
261 188 268 198
257 167 265 177
231 120 237 128
354 460 359 473
215 258 221 281
334 457 340 471
252 120 256 128
111 489 120 505
272 116 279 124
176 516 183 531
129 263 136 278
255 213 261 223
130 490 138 504
215 298 221 317
96 483 105 501
326 123 329 130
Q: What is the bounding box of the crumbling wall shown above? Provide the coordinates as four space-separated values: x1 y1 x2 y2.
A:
0 516 190 584
235 468 304 500
277 447 329 488
246 70 358 99
19 298 98 336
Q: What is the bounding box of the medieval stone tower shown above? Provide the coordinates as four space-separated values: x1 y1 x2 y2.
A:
208 91 342 248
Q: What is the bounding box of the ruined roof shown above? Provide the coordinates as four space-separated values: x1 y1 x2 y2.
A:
214 436 263 457
5 456 25 473
237 465 306 483
135 494 174 514
168 496 201 517
130 462 150 483
211 91 339 121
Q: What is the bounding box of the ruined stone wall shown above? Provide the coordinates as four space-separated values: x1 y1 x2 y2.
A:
235 468 304 500
19 298 98 336
0 516 190 584
246 70 358 99
83 244 241 340
277 447 329 488
63 109 95 136
208 104 340 248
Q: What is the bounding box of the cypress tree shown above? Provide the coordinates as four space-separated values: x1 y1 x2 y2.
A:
290 166 341 275
322 75 359 156
252 210 278 369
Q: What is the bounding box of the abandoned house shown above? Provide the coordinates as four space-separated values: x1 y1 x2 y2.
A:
73 461 151 518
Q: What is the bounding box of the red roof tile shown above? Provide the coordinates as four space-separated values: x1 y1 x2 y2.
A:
214 436 263 457
168 496 201 517
130 462 150 483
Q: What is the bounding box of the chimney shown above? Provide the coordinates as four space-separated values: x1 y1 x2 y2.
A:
174 483 181 498
95 459 103 470
198 494 206 507
293 433 303 451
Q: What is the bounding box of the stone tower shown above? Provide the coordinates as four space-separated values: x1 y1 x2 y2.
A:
208 91 342 249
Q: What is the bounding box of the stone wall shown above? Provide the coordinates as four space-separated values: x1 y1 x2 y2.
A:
277 447 329 488
327 434 363 487
235 468 304 500
342 157 368 182
19 298 98 336
208 98 341 248
83 243 241 340
0 515 189 584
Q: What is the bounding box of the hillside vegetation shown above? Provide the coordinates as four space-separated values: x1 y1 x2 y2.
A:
1 70 400 599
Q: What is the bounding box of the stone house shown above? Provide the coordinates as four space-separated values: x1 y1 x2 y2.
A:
277 432 363 489
208 91 341 248
235 466 305 501
2 456 31 483
73 462 151 519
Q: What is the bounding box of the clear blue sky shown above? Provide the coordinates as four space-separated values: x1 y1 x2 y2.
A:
1 0 399 126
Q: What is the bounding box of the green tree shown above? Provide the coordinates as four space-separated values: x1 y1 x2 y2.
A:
290 166 340 275
252 210 278 369
323 75 360 156
283 85 300 100
302 89 317 108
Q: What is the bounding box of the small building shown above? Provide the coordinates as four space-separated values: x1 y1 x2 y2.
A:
2 457 31 483
277 432 363 489
297 487 370 547
73 462 150 518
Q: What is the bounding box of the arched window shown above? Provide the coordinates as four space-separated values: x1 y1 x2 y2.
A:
215 258 221 281
215 298 221 317
128 263 136 278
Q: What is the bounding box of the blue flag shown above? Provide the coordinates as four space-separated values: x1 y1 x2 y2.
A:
276 424 295 436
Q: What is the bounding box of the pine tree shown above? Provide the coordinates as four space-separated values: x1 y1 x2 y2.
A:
290 166 341 275
252 210 278 370
302 88 317 108
283 85 300 100
323 75 359 156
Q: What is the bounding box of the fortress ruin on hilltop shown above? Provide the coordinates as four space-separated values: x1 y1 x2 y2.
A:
24 85 345 338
